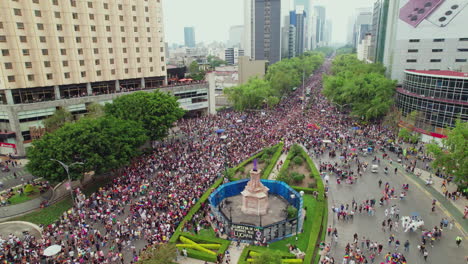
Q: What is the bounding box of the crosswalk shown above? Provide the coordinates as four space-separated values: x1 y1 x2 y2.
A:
0 169 29 182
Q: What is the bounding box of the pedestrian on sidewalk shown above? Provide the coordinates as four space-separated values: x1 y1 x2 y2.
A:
423 249 428 261
456 236 462 247
404 240 410 252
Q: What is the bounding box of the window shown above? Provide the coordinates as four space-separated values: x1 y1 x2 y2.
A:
125 69 129 74
77 48 83 55
16 22 24 29
19 36 27 43
135 37 139 42
107 37 112 43
145 6 149 12
79 60 85 66
149 57 153 62
2 50 9 56
106 26 111 32
147 37 151 42
58 36 65 43
37 23 44 30
46 73 53 80
433 38 445 42
123 48 127 53
138 68 141 73
81 71 86 77
161 56 164 62
105 15 110 21
110 58 114 64
120 16 124 22
111 69 115 75
134 27 138 33
87 2 93 8
22 49 29 56
0 22 2 29
90 25 96 32
44 61 51 67
25 62 32 68
62 61 68 67
64 72 70 79
74 25 80 31
124 58 128 63
27 74 34 81
121 37 126 43
60 49 66 55
92 37 97 43
455 59 467 62
96 70 101 76
103 3 108 9
35 10 42 17
406 59 417 63
39 36 46 43
95 59 100 65
108 48 113 53
72 13 78 19
459 38 468 41
137 58 141 63
4 63 13 70
458 48 468 52
52 0 58 5
409 39 419 43
8 76 15 82
119 4 123 10
0 36 6 42
71 0 76 7
150 67 153 72
54 12 61 18
57 24 63 31
14 9 22 16
132 5 136 11
42 49 48 55
430 59 441 62
162 66 165 71
432 49 443 52
120 26 125 32
89 14 94 20
133 16 137 22
93 48 99 54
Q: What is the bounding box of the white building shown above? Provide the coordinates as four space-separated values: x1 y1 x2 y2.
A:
228 25 244 48
357 34 372 62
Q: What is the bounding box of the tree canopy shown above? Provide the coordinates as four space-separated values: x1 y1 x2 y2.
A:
252 251 283 264
43 108 73 133
105 91 186 140
27 116 148 182
426 120 468 183
225 52 325 110
323 54 396 120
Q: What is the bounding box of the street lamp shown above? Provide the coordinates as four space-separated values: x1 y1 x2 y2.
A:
50 159 83 207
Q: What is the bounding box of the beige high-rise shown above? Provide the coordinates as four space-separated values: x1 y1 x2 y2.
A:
0 0 171 155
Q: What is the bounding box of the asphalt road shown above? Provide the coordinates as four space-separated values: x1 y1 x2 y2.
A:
321 150 467 264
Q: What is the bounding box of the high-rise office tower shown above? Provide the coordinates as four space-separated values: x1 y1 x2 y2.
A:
184 27 196 48
352 8 373 49
228 25 244 48
312 6 326 49
0 0 168 155
294 0 312 50
324 19 333 45
290 6 307 56
244 0 290 64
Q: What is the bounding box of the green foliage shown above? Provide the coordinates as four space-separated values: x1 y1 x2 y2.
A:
24 184 35 194
105 91 186 140
252 251 283 264
138 243 177 264
398 128 412 142
313 46 334 57
12 197 73 225
291 172 305 183
188 61 200 75
426 120 468 183
170 233 230 263
207 55 227 68
323 54 396 120
292 156 304 166
43 108 73 133
86 102 105 118
262 143 284 179
224 78 274 111
27 116 148 182
335 45 355 55
287 205 298 219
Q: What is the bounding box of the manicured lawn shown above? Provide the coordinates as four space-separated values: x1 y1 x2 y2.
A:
12 197 73 225
6 186 41 205
196 228 217 240
269 195 318 252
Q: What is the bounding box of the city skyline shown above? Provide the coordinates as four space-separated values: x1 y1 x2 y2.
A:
163 0 375 46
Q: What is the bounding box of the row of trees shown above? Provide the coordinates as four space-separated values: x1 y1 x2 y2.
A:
322 54 396 120
27 91 185 182
224 52 325 111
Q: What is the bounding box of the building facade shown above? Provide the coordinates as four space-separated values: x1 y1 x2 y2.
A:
357 34 372 62
184 27 196 48
0 0 211 155
352 8 373 49
228 25 244 48
312 6 326 49
396 70 468 139
225 48 245 65
238 56 267 84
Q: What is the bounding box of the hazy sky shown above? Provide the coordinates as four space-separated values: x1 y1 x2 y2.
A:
163 0 375 45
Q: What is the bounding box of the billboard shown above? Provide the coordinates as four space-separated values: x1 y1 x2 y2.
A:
397 0 468 39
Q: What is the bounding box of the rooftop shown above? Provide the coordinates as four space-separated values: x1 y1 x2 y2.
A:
406 70 468 78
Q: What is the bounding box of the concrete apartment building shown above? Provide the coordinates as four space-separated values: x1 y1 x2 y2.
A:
0 0 212 156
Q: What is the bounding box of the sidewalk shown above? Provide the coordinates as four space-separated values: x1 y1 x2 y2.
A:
0 188 52 220
268 153 288 180
177 241 245 264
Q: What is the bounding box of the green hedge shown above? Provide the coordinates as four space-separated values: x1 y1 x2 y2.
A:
238 245 296 264
292 186 317 194
172 232 230 263
303 201 325 264
314 205 328 264
261 142 284 179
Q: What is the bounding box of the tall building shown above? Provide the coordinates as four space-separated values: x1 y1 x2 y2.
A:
352 8 373 49
290 6 307 56
0 0 203 155
324 19 333 45
294 0 312 50
225 48 245 65
244 0 290 64
357 33 372 61
312 6 326 49
228 25 244 48
184 27 196 48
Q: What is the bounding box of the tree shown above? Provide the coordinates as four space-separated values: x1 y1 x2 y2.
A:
426 120 468 183
398 128 412 142
188 61 199 75
265 96 280 109
207 55 226 68
26 116 148 182
252 251 283 264
86 102 105 118
138 243 177 264
43 108 73 132
105 91 186 140
224 78 274 111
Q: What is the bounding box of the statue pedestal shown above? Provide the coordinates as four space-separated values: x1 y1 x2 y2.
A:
241 169 269 216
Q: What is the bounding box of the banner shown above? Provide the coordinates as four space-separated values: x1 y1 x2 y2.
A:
0 142 16 148
231 224 262 240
